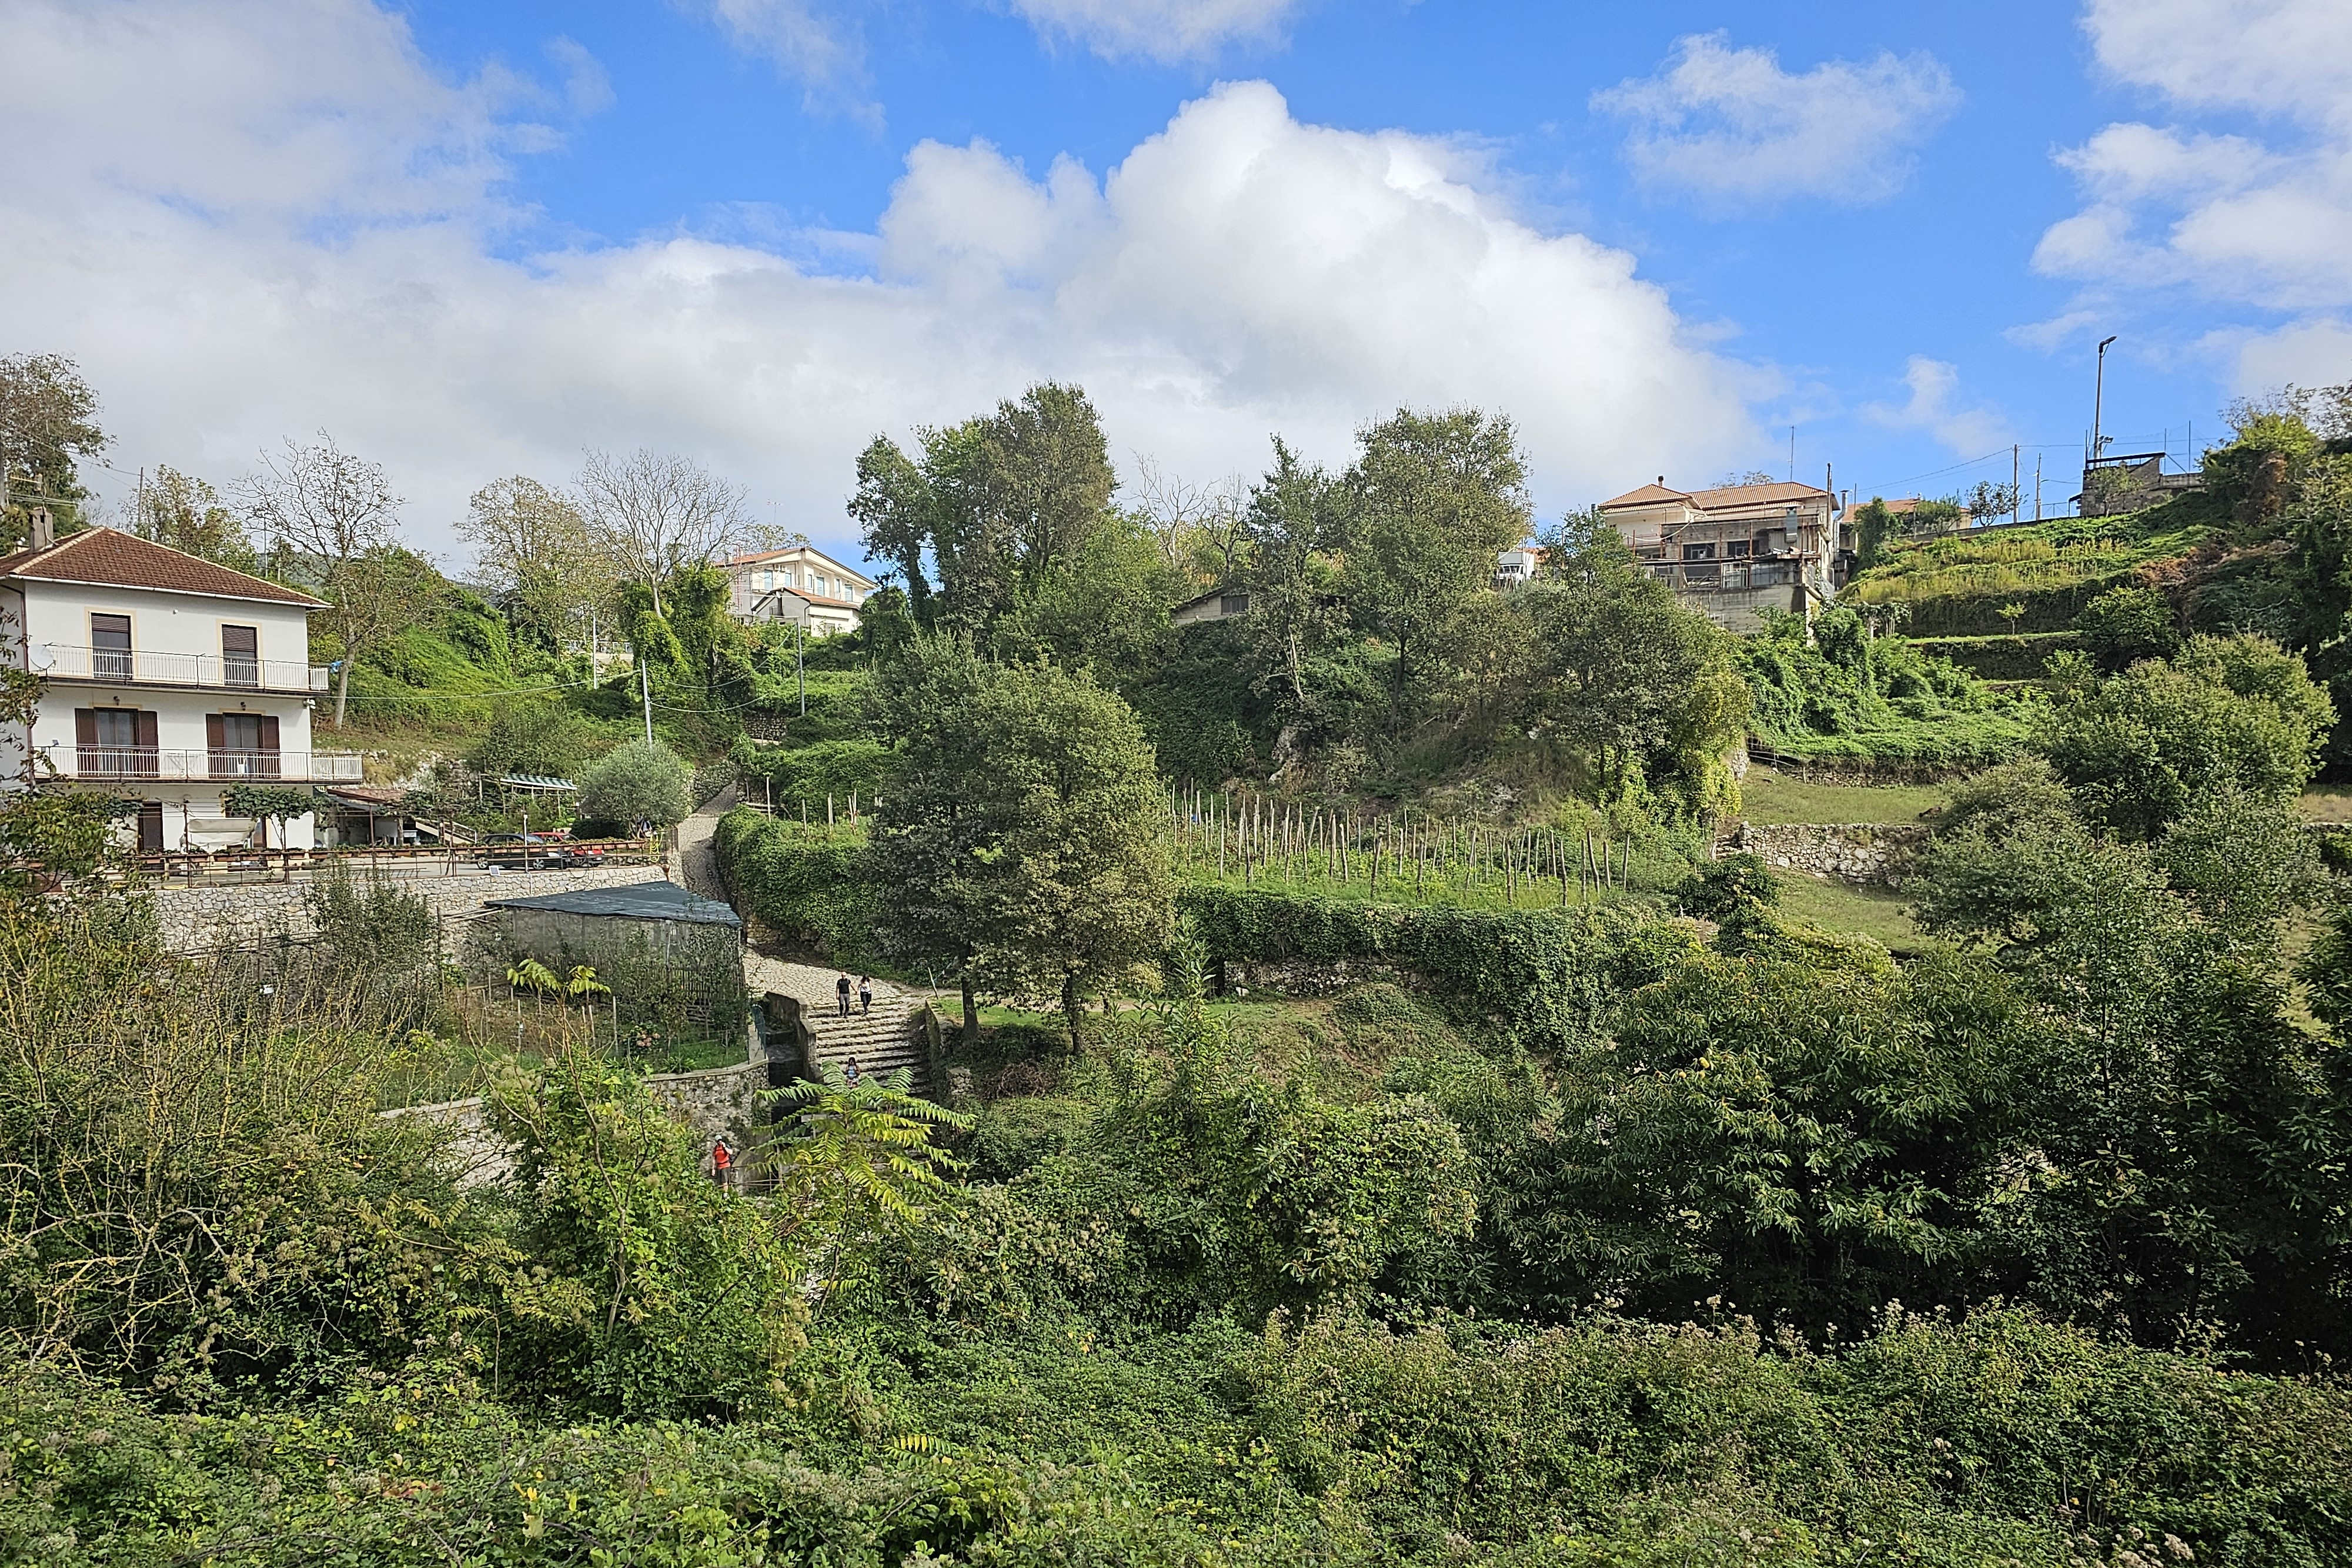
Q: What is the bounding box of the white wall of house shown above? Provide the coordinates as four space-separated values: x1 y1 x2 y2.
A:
10 580 334 850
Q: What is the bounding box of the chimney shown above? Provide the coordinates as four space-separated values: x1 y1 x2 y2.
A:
28 506 54 551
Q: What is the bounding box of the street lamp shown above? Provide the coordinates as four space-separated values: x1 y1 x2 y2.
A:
2093 335 2119 460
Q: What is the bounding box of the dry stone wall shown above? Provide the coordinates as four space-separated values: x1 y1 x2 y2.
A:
1723 821 1931 888
153 864 668 953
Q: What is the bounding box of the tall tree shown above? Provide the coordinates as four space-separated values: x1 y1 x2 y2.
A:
870 383 1119 643
133 465 256 571
459 476 614 653
1241 439 1352 767
1340 407 1531 710
868 641 1173 1050
1521 510 1747 806
236 433 408 727
848 436 936 627
574 449 751 617
0 353 106 548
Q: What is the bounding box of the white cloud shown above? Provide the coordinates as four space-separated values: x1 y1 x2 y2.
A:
2082 0 2352 130
1003 0 1302 62
0 0 1758 566
681 0 874 119
1863 358 2010 456
1592 32 1960 210
2032 0 2352 383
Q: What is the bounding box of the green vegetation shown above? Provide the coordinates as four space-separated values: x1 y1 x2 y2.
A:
1740 606 2032 769
575 737 694 832
1735 763 1949 824
1843 499 2221 636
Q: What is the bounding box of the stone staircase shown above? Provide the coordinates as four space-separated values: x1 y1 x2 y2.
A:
801 992 930 1093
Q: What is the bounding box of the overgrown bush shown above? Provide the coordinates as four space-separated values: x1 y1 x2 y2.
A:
714 805 876 959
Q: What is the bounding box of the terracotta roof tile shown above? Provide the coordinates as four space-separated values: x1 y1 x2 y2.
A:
0 527 326 607
1685 480 1832 510
1599 483 1692 509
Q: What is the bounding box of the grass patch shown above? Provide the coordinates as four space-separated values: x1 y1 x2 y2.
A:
2302 787 2352 824
1738 765 1949 825
1769 868 1927 956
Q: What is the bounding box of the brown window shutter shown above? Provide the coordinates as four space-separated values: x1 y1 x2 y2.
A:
75 709 97 746
133 711 158 750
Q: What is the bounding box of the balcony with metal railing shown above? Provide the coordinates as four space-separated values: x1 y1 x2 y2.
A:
31 643 330 694
41 747 364 783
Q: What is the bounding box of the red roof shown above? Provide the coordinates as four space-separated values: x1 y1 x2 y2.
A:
1599 482 1691 509
0 527 326 607
1599 480 1832 513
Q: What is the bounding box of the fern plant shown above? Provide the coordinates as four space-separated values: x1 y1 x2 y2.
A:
757 1064 971 1314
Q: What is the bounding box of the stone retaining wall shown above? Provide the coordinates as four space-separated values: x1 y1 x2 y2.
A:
383 1057 769 1188
1723 821 1932 887
154 863 668 953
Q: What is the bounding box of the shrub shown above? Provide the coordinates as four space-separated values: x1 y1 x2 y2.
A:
576 738 692 831
713 806 875 960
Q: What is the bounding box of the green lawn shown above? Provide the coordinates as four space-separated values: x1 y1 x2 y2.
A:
1738 765 1949 825
1769 868 1929 955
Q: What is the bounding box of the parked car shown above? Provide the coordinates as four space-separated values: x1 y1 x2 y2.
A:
476 833 600 870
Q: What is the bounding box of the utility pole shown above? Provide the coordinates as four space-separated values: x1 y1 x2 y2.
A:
2093 335 2119 460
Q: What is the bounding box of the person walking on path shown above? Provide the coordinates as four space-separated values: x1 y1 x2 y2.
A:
836 972 853 1018
858 974 873 1015
711 1138 733 1189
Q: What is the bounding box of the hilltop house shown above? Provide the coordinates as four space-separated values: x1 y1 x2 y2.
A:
1598 479 1843 632
0 520 356 852
723 545 876 636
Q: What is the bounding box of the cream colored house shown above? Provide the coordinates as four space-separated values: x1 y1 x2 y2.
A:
0 524 356 852
1598 479 1840 631
724 545 875 636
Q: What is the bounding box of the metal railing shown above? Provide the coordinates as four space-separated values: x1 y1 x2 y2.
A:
42 747 365 782
34 643 329 693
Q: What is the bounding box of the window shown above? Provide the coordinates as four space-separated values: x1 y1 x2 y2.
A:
74 707 157 777
208 712 280 778
91 613 131 680
222 625 259 687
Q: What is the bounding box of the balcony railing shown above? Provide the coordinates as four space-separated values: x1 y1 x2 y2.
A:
42 747 364 783
32 644 329 694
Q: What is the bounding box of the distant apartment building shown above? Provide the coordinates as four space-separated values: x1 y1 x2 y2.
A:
723 545 876 636
0 521 358 852
1598 479 1842 632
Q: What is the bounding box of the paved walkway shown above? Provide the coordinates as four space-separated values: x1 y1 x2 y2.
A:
674 783 735 901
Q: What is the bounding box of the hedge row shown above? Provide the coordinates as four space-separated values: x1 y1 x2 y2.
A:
1178 885 1690 1047
713 806 875 961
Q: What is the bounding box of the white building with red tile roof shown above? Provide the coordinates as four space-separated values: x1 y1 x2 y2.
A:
1598 477 1843 631
0 523 358 853
721 545 876 637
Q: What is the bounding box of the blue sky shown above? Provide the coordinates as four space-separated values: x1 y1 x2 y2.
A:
4 0 2346 567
